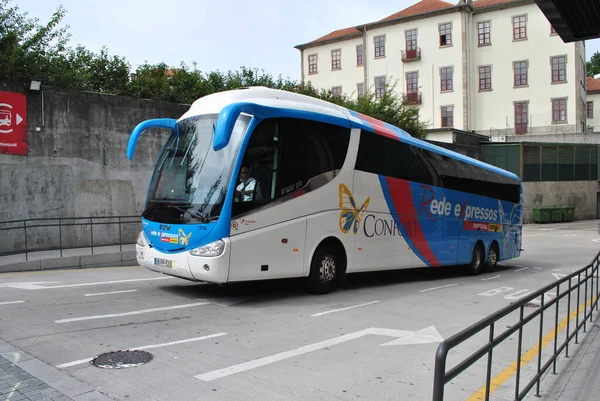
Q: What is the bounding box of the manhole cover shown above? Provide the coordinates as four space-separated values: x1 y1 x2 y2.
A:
92 350 153 369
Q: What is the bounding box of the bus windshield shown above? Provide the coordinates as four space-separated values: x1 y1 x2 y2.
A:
142 113 252 224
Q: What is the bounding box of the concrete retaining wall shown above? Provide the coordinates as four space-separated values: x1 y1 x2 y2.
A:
0 82 190 254
522 181 600 223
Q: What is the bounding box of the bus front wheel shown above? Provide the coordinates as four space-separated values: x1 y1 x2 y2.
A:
306 242 344 294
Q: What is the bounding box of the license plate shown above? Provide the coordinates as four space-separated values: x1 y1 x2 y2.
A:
154 258 172 268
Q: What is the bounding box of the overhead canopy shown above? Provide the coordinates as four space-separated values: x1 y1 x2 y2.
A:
534 0 600 42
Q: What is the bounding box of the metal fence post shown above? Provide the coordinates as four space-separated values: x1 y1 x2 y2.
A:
24 220 28 261
59 218 63 257
90 217 94 255
118 216 122 252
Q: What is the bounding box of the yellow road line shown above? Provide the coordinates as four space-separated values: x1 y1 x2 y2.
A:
0 265 141 277
466 295 597 401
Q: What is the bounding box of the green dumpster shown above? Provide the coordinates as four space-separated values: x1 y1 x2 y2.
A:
534 207 552 223
551 207 563 223
563 206 574 222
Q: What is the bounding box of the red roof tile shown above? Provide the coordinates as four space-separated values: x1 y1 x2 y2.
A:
588 77 600 92
380 0 455 22
472 0 520 8
308 27 362 45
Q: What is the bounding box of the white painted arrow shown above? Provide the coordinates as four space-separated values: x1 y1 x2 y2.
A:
551 273 567 280
195 326 444 381
16 113 23 125
0 282 58 290
378 326 445 346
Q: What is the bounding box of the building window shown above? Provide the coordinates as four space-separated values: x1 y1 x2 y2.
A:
479 66 492 90
357 83 364 98
406 72 418 93
440 67 453 91
478 21 490 45
406 29 417 50
513 15 526 40
331 49 341 70
439 23 452 46
356 45 363 66
374 35 385 58
514 61 528 87
441 106 453 127
514 102 528 134
552 98 567 122
308 54 317 74
588 101 594 118
551 56 566 83
375 76 386 99
332 86 342 97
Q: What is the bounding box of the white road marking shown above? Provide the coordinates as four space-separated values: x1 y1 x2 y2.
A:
533 267 543 270
481 275 501 281
419 284 458 293
515 267 530 272
56 333 227 368
84 290 138 297
0 300 25 305
0 277 173 290
311 301 381 317
195 326 443 381
551 273 567 280
54 301 210 323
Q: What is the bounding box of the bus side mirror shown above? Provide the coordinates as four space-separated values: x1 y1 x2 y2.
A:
127 118 178 160
214 102 257 151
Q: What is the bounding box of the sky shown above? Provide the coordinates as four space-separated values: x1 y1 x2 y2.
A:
15 0 600 82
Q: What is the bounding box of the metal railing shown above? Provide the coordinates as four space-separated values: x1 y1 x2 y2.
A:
0 215 142 260
432 250 600 400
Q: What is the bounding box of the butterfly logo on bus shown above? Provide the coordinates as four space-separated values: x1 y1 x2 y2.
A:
178 229 192 246
338 183 370 235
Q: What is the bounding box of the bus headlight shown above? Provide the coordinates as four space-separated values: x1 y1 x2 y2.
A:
189 240 225 257
137 231 148 247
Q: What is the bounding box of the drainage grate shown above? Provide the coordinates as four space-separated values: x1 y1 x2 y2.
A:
92 350 153 369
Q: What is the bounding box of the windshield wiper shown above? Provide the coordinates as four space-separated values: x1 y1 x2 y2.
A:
167 204 209 223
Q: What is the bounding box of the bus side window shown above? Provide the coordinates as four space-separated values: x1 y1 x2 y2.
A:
231 117 351 218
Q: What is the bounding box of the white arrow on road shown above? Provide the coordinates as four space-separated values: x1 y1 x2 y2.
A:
551 273 567 280
0 277 172 290
195 326 444 381
16 113 23 125
0 282 58 290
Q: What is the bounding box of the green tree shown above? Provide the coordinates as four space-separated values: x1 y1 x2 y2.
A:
0 0 70 83
587 51 600 77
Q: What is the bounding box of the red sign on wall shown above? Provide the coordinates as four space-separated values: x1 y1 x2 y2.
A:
0 91 27 155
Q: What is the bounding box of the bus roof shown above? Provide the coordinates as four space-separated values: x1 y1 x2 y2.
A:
181 86 520 183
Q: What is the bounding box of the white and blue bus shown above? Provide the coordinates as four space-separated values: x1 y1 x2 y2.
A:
129 87 522 294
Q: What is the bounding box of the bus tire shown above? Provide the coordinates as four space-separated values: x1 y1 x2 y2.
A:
486 241 499 270
306 241 344 294
467 241 484 275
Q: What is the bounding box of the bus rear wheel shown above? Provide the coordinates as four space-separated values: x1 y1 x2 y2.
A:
467 242 484 276
486 242 499 270
306 243 343 294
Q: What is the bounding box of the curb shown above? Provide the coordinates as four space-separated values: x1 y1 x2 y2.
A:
0 339 115 401
0 251 138 274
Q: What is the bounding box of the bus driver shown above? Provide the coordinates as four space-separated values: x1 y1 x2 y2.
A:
235 166 259 202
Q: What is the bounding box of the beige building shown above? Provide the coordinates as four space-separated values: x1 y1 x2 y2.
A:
294 0 589 142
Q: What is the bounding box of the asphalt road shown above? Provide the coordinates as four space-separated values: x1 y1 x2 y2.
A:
1 220 599 401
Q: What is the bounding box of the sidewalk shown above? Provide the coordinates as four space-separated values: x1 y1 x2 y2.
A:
532 317 600 401
0 340 113 401
0 245 137 274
